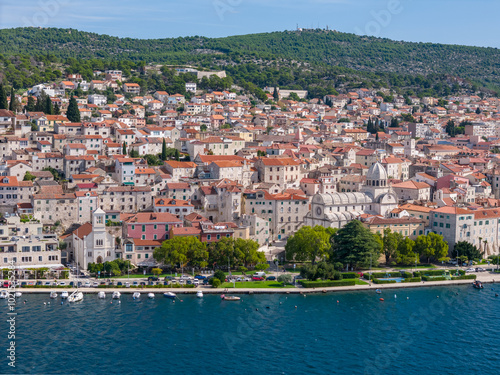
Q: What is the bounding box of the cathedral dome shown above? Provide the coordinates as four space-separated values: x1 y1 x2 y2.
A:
367 162 388 181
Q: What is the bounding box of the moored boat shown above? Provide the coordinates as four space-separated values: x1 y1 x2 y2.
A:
112 291 121 299
15 292 22 298
61 291 69 299
97 291 106 299
68 291 83 303
133 292 141 299
196 291 203 298
473 280 484 289
0 290 8 299
221 294 240 301
164 292 176 299
375 289 382 294
148 293 155 299
49 291 58 299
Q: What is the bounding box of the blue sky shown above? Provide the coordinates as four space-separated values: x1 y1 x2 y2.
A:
1 0 499 48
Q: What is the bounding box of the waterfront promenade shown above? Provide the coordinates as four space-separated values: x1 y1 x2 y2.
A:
11 271 498 295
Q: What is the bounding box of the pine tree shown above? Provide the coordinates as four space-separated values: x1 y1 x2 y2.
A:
161 138 167 161
9 87 15 111
44 96 53 115
273 86 279 101
66 96 81 122
122 142 127 155
0 84 7 110
26 97 35 112
175 149 180 161
54 103 61 115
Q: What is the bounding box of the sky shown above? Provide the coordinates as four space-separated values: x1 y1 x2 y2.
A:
0 0 499 48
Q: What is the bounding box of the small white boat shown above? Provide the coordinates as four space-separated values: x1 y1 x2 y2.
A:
164 292 176 299
196 291 203 298
112 291 121 299
61 291 69 299
221 294 240 301
97 291 106 299
0 290 8 299
148 293 155 299
132 292 141 299
49 291 58 299
15 292 22 298
68 291 83 303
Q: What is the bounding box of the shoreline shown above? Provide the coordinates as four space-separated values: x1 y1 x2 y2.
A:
7 276 497 295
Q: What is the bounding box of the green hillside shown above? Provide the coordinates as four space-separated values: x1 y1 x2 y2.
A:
1 27 499 96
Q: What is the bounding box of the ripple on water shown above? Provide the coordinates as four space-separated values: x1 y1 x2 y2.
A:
1 285 499 375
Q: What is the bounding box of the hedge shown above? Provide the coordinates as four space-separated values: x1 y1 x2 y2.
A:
422 276 447 281
299 280 356 288
413 271 421 277
341 272 359 279
451 275 476 280
401 277 421 283
370 272 402 278
372 278 397 284
401 271 413 279
423 270 448 276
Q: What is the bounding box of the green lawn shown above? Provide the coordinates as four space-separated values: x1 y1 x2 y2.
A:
354 279 369 285
221 281 295 288
391 264 436 269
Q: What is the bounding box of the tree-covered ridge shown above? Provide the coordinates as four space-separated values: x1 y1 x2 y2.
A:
2 28 500 88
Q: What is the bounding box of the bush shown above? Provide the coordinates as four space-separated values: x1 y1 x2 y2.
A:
372 278 397 284
422 276 447 281
401 271 413 279
341 272 359 279
212 279 221 288
451 275 476 280
213 270 226 282
423 270 447 276
277 274 292 285
413 271 421 277
299 280 355 288
401 277 421 283
370 272 402 278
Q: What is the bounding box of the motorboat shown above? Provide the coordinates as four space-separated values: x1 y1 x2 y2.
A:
148 293 155 299
68 290 83 303
221 294 240 301
61 291 69 299
472 280 484 289
112 291 121 299
196 291 203 298
132 292 141 299
0 290 8 299
15 292 22 298
97 291 106 299
49 291 58 299
164 292 176 299
375 289 382 294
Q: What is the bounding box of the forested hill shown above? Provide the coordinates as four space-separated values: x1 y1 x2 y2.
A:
2 27 500 94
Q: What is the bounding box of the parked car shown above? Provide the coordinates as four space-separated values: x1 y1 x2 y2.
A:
116 282 123 286
2 281 10 287
44 281 52 286
466 268 475 273
108 281 114 286
84 282 91 288
252 276 264 281
140 282 146 286
266 276 277 281
148 276 159 281
21 282 27 287
194 275 207 280
180 275 192 280
476 267 486 272
58 282 66 286
164 276 173 280
448 259 458 265
193 279 200 286
125 282 130 288
132 281 139 286
203 278 210 285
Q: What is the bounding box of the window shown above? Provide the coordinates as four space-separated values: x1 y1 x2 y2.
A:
207 235 211 240
96 239 103 246
445 224 450 229
131 225 135 230
22 246 30 252
142 225 146 232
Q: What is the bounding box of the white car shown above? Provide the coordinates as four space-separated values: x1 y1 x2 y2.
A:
84 282 91 288
466 268 475 273
193 279 200 286
180 275 192 280
125 282 130 288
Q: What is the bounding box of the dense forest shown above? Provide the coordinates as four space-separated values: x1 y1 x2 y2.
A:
1 27 499 97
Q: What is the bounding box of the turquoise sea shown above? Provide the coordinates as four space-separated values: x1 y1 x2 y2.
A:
1 285 500 375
